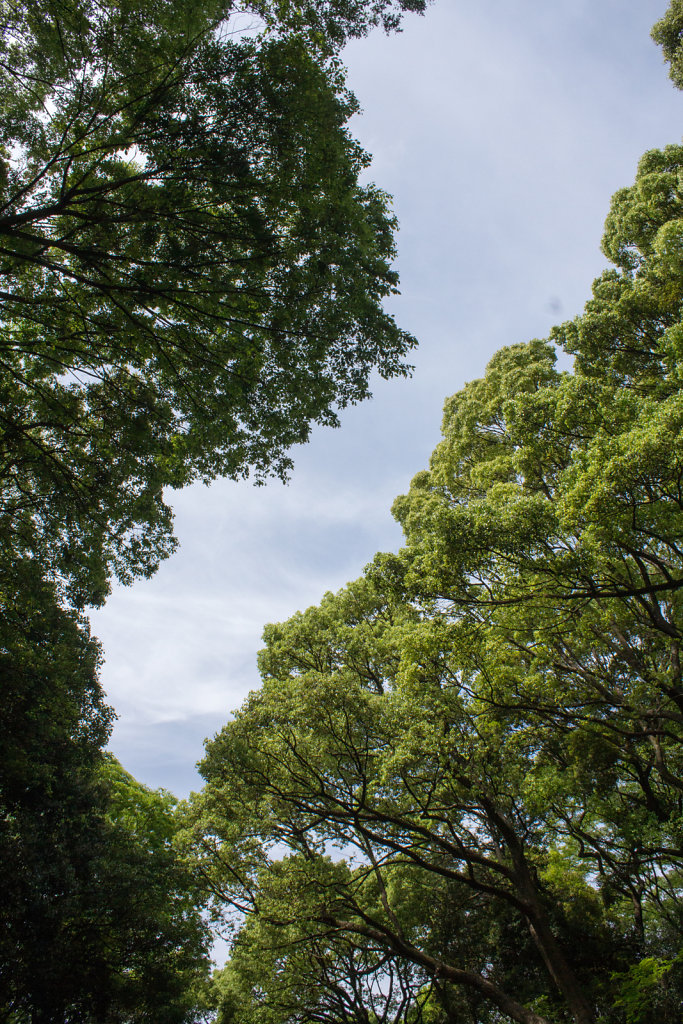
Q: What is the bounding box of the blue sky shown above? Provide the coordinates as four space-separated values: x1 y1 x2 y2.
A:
90 0 682 797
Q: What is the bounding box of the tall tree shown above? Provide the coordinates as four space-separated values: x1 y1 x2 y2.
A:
194 579 623 1024
0 0 426 607
191 122 683 1024
1 4 430 1017
0 559 113 1021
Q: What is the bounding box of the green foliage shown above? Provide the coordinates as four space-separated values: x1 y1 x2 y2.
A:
10 3 683 1022
0 554 213 1023
611 952 683 1024
0 0 422 607
1 560 111 1020
252 0 429 50
209 855 433 1024
194 572 614 1024
652 0 683 89
0 559 111 800
192 111 683 1024
1 745 212 1023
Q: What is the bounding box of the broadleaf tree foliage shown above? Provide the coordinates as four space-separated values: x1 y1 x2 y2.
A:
0 1 428 1020
0 0 425 607
0 564 211 1022
2 752 214 1024
191 17 683 1024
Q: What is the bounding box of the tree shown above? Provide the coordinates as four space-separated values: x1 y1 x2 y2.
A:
0 0 426 607
194 578 624 1024
0 562 214 1021
1 748 213 1023
190 130 683 1024
652 0 683 89
388 142 683 878
0 559 112 1023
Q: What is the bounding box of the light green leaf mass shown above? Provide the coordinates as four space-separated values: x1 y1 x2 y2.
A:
194 123 683 1024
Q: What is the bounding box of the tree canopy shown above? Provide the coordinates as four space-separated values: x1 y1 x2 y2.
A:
0 580 210 1023
0 0 426 606
0 2 429 1020
7 2 683 1022
191 129 683 1024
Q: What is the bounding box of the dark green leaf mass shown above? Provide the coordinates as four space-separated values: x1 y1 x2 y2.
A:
0 1 430 1018
0 0 422 606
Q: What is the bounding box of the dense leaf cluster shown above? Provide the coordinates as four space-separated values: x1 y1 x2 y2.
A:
0 561 212 1022
0 0 421 607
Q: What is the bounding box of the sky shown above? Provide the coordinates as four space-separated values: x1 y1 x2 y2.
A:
90 0 682 798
